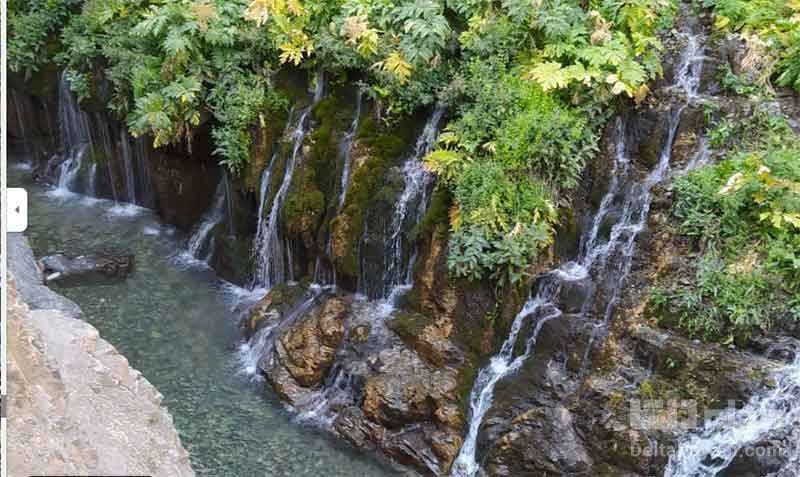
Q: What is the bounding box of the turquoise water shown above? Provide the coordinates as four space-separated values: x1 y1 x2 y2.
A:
10 160 400 476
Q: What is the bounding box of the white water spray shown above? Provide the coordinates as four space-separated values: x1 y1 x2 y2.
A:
186 179 227 262
451 20 706 476
359 106 445 301
665 357 800 477
253 71 325 289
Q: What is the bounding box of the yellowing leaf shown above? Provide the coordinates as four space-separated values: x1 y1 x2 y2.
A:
374 51 412 83
286 0 306 16
784 213 800 229
342 14 369 44
526 62 570 91
633 84 650 104
715 15 731 30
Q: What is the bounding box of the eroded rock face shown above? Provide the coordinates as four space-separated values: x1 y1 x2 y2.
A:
265 297 349 404
256 288 470 475
329 340 466 475
387 311 463 367
363 347 459 427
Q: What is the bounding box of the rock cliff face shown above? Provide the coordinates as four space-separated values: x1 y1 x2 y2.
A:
7 236 195 477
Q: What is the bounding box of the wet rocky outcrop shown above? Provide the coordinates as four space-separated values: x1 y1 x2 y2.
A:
40 252 134 285
265 296 349 404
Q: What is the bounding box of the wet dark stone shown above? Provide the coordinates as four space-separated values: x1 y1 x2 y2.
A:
558 277 596 314
720 438 790 477
40 252 134 286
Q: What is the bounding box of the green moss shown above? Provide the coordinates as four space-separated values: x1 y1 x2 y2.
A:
455 363 479 408
416 186 452 239
213 227 255 285
274 68 312 105
282 95 348 245
245 106 289 193
387 310 436 339
87 148 109 165
333 114 416 278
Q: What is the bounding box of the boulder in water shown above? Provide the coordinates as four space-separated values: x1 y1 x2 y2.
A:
39 252 134 285
265 296 349 403
242 283 307 339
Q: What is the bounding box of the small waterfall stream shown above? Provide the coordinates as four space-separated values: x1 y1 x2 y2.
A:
313 90 364 286
237 290 325 378
450 20 706 477
53 72 94 194
50 72 156 207
358 105 445 301
253 106 295 256
337 90 363 211
185 179 227 262
665 356 800 476
252 72 325 289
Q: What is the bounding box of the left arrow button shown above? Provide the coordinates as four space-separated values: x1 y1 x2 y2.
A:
8 188 29 232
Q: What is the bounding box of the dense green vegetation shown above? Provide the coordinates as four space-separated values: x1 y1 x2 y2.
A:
10 0 685 282
422 0 680 284
703 0 800 92
653 113 800 343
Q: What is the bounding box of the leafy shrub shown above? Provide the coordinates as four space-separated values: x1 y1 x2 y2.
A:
703 0 800 92
655 252 789 342
8 0 79 76
663 139 800 342
445 160 557 286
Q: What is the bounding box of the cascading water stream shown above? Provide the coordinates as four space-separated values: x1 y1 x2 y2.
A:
358 105 445 302
338 90 363 211
665 356 800 477
119 134 138 204
54 72 94 194
450 19 706 477
52 72 156 206
237 290 324 378
253 72 325 289
11 92 30 155
185 179 227 262
253 106 295 257
313 90 364 286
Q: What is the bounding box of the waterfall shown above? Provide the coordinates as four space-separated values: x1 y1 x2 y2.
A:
51 71 156 206
119 133 138 204
223 173 236 236
118 134 155 207
186 179 227 262
313 90 364 286
253 71 325 289
358 105 445 301
237 290 324 378
11 92 30 154
665 357 800 476
450 20 706 477
253 106 295 257
54 72 94 194
337 90 363 210
296 363 358 426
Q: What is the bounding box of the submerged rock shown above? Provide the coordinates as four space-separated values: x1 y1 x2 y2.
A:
40 252 134 285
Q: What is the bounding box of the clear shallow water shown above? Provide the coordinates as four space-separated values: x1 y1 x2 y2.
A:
11 160 399 477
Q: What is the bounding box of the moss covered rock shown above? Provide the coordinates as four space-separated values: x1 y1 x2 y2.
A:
330 114 416 288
